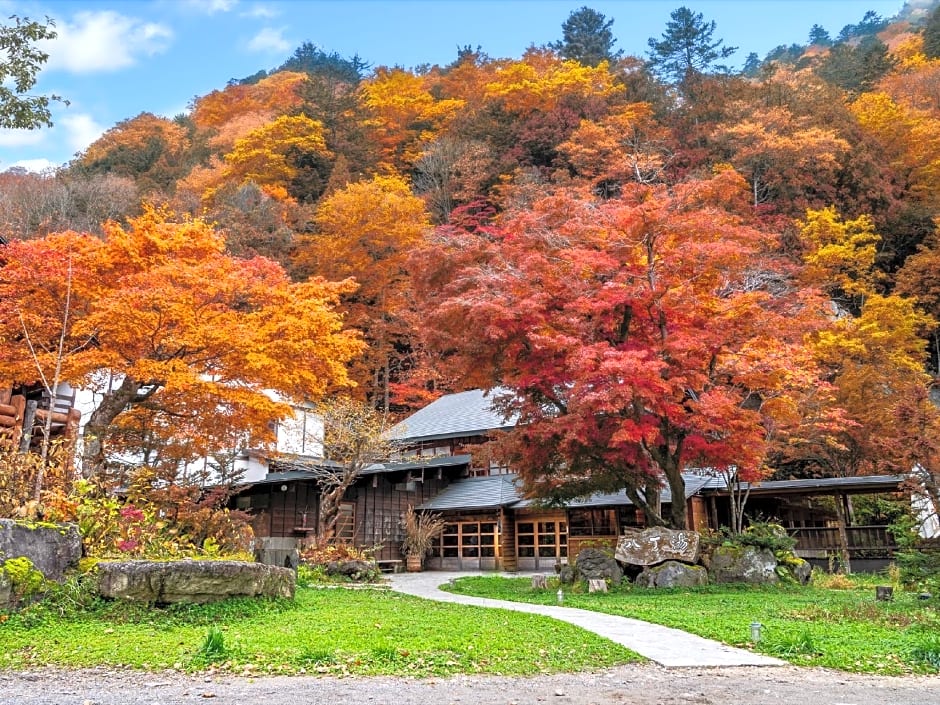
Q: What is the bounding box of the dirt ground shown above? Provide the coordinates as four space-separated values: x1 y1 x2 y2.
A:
1 664 938 705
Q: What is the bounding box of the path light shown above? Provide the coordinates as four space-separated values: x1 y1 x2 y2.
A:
557 588 564 604
750 622 763 643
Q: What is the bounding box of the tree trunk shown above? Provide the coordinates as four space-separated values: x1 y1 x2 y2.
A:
664 467 688 530
832 491 853 574
81 376 142 478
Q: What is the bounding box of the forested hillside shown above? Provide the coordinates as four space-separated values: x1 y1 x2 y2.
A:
2 3 940 513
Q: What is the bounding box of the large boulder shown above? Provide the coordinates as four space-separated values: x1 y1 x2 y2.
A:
776 552 812 585
575 548 623 584
615 527 701 567
0 520 81 581
635 560 708 588
97 560 295 604
706 545 778 584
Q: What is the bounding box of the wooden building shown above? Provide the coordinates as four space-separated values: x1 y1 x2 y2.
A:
0 385 82 457
234 389 714 570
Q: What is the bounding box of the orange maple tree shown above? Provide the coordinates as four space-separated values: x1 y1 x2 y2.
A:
0 206 363 476
293 174 431 410
413 171 825 528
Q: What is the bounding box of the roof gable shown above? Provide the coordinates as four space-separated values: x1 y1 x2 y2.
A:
387 388 516 443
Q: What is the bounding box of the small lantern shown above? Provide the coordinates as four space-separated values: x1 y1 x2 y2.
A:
750 622 763 643
556 588 564 604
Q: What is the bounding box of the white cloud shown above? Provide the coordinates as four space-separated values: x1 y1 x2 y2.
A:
183 0 238 14
0 128 45 148
10 159 57 173
61 113 106 154
247 26 291 54
43 11 173 74
242 4 279 19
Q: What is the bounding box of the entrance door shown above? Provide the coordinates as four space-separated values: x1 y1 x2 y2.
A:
516 516 567 570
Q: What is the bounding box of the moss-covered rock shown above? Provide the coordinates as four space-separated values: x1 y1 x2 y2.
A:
775 551 812 585
708 545 778 584
0 519 81 581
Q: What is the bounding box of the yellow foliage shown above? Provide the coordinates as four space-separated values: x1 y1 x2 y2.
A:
484 52 622 114
224 114 331 190
361 67 465 170
800 206 881 302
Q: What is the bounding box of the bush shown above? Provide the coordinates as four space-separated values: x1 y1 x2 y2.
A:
891 514 940 595
706 521 797 553
2 557 45 607
44 475 254 561
299 539 381 582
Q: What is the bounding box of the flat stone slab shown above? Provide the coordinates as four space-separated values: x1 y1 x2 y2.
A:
98 559 295 604
615 527 700 566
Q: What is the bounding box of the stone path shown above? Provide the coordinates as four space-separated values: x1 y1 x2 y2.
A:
388 571 785 668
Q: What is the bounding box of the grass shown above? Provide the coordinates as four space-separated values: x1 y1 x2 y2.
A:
443 573 940 676
0 582 639 676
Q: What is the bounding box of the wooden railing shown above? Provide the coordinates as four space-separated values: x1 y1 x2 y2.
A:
788 525 896 558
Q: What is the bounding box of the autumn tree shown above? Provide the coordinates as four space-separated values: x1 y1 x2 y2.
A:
221 114 333 202
799 207 882 314
557 102 675 193
0 206 363 477
783 206 938 481
305 396 392 540
0 15 63 130
76 113 191 195
413 171 823 529
550 7 623 67
711 107 849 213
896 233 940 373
360 67 465 172
293 174 431 411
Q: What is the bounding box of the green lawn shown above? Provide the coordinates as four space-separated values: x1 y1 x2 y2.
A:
0 585 639 676
444 575 940 675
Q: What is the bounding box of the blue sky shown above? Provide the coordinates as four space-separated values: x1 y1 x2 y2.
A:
0 0 910 171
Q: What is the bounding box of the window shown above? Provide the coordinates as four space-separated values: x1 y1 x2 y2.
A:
335 502 355 542
433 521 498 559
568 509 617 536
516 518 567 560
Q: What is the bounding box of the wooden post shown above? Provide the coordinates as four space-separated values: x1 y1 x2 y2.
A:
833 491 853 574
18 399 38 453
499 506 517 572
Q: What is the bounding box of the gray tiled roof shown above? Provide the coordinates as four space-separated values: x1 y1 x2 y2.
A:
514 473 712 508
421 472 712 512
419 474 521 511
387 389 517 443
360 454 472 475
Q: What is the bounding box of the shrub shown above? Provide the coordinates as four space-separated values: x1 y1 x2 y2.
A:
299 539 381 582
702 521 797 553
0 442 73 519
43 474 254 561
891 514 940 595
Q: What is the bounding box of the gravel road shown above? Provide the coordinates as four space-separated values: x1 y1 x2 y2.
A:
2 664 938 705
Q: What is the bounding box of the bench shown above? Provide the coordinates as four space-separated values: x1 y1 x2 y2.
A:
376 559 404 573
